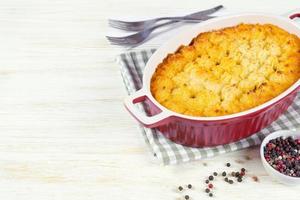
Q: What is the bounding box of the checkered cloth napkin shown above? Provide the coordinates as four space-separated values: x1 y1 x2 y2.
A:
117 49 300 165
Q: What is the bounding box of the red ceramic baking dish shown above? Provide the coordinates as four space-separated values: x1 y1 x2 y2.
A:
124 12 300 147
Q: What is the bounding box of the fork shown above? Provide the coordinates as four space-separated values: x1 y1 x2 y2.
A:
108 5 223 31
106 15 214 46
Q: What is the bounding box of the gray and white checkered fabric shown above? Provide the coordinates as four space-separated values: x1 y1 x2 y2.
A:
117 49 300 165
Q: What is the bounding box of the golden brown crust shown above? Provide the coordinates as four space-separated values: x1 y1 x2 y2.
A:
150 24 300 117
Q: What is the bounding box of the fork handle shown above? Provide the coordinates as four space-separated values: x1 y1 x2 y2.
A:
148 17 211 32
155 15 214 22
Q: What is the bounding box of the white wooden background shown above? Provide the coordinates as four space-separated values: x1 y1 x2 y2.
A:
0 0 299 199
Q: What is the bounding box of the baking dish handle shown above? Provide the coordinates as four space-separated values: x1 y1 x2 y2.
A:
124 89 171 128
282 9 300 19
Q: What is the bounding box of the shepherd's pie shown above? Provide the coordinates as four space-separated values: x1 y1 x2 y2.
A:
150 24 300 116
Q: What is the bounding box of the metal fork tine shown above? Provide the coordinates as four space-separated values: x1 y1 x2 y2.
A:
108 19 131 28
109 19 143 29
106 36 136 45
106 36 127 41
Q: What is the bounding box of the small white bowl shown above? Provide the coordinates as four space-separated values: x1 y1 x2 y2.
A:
260 129 300 185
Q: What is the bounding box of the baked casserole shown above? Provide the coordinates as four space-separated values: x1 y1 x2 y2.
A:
151 24 300 117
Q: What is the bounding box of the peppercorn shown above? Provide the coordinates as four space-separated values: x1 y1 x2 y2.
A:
237 177 242 182
178 186 183 191
231 171 235 176
187 184 192 189
205 188 210 193
184 195 189 200
235 172 240 177
228 180 234 184
213 172 218 176
222 171 226 176
226 163 231 167
208 175 214 181
205 180 209 184
224 177 229 182
241 168 246 172
209 193 213 197
208 183 213 189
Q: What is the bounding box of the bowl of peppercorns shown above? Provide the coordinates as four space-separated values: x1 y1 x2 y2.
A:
260 129 300 185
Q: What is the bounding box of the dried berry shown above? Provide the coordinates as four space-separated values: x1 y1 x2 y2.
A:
241 168 246 172
208 183 213 189
222 171 226 176
209 193 213 197
187 184 192 189
184 195 189 200
178 186 183 191
208 175 214 181
226 163 231 167
228 180 234 184
224 177 229 182
205 180 209 184
213 172 218 176
237 177 242 182
205 188 210 193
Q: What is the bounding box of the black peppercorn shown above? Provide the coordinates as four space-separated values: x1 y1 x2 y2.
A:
209 193 213 197
184 195 189 200
222 171 226 176
205 180 209 184
178 186 183 191
228 180 234 184
241 168 246 172
226 163 231 167
213 172 218 176
208 175 214 181
187 184 192 189
237 177 242 182
205 188 210 193
224 177 229 182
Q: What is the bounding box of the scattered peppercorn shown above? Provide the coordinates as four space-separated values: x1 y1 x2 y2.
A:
213 172 218 176
245 155 252 160
209 193 213 197
187 184 192 189
241 168 246 172
224 177 229 182
178 186 183 191
240 171 245 176
184 195 189 200
252 176 259 182
208 175 214 181
222 171 226 176
237 177 242 182
205 180 209 184
208 183 213 189
226 163 231 167
231 171 235 176
205 188 210 193
235 172 240 177
228 180 234 184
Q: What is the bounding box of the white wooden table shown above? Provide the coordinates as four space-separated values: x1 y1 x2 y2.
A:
0 0 299 199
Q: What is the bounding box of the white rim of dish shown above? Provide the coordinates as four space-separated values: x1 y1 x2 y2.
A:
260 130 300 181
142 13 300 121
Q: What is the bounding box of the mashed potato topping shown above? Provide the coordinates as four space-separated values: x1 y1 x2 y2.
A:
151 24 300 116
